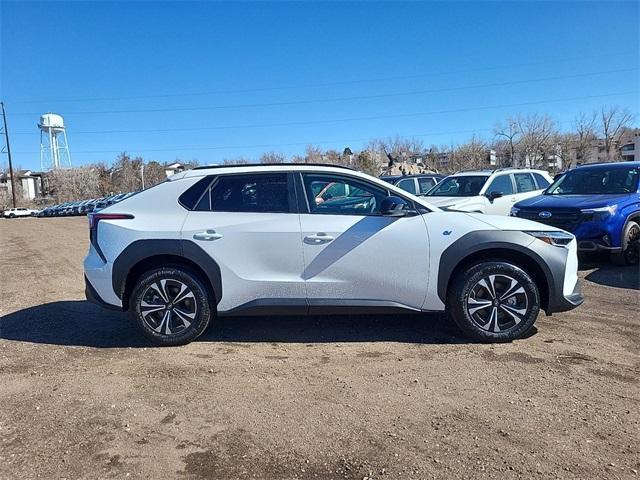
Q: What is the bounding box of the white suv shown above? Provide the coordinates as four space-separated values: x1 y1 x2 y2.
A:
424 168 553 215
3 207 38 218
84 164 582 346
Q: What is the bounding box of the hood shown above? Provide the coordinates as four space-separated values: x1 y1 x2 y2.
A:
515 193 630 210
424 196 483 211
464 213 560 232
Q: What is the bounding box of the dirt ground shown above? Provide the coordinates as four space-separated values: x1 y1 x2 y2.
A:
0 217 638 480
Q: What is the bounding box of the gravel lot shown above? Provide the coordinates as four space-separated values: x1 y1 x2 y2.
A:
0 217 638 480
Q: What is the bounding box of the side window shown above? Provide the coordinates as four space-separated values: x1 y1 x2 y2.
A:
196 173 290 213
486 175 514 195
532 173 551 189
417 177 436 194
514 173 537 193
302 174 389 215
396 178 417 194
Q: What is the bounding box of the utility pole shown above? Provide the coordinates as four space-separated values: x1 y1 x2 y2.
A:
140 163 145 190
1 102 17 208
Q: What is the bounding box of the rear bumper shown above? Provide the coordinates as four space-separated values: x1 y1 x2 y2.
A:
85 275 123 311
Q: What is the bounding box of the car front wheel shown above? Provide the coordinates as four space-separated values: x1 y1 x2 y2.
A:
611 221 640 266
447 261 540 342
130 267 212 346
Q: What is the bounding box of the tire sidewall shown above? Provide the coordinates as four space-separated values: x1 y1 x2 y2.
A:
448 261 540 342
130 267 212 346
616 221 640 266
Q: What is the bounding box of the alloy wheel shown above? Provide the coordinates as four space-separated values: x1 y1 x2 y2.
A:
624 223 640 264
139 279 197 336
466 274 529 333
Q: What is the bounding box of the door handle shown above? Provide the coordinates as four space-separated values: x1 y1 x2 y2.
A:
304 232 335 244
193 230 223 241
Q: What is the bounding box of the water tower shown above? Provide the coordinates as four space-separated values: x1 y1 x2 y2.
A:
39 113 71 170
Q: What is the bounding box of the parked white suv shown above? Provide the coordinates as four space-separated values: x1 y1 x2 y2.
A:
84 164 582 346
3 207 38 218
424 168 553 215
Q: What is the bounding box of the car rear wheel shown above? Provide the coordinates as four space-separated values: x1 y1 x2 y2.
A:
611 221 640 266
447 261 540 342
130 267 212 346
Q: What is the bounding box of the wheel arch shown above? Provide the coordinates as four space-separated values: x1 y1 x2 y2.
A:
622 212 640 249
112 239 222 311
438 231 555 311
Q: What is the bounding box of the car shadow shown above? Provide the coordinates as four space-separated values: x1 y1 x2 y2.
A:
579 255 639 290
0 300 473 348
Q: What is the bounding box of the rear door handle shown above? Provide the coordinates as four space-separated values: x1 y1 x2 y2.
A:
304 233 335 244
193 230 223 241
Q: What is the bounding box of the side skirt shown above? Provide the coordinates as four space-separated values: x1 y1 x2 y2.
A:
218 298 437 317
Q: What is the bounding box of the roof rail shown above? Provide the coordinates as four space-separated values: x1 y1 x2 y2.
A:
576 160 639 167
192 162 355 171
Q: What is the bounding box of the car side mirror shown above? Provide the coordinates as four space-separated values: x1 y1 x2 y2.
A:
381 196 409 216
487 191 503 202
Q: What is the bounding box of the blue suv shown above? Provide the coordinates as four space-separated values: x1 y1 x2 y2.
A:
511 161 640 266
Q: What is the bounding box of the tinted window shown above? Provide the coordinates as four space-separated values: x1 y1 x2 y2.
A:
197 174 290 213
547 167 639 195
396 178 417 194
514 173 537 193
303 174 389 215
532 173 551 189
179 176 213 210
417 177 436 194
427 175 488 197
486 175 514 195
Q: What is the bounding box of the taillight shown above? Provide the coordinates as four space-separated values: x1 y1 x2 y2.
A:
88 213 134 262
88 213 134 229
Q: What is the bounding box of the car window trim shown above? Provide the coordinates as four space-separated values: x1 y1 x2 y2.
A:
188 172 297 214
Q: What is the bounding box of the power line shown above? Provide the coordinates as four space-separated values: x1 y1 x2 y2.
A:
12 91 638 155
6 51 637 104
10 90 638 142
9 67 637 117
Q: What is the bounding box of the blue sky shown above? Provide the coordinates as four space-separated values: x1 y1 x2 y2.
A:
1 1 638 170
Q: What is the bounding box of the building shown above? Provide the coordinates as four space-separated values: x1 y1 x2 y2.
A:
0 170 49 201
164 162 185 177
620 132 639 162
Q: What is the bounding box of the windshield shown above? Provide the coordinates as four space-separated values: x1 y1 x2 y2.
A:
546 167 639 195
426 175 488 197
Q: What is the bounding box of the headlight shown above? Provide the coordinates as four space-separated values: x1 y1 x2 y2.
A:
525 231 574 247
581 205 616 221
510 207 520 217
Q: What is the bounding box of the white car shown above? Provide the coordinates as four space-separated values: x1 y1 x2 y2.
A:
424 168 553 215
84 163 582 346
3 207 38 218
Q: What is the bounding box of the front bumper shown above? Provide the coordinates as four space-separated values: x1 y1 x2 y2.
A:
577 240 622 253
545 279 584 315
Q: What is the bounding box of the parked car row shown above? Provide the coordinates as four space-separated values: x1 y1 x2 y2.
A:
381 163 639 265
38 193 135 217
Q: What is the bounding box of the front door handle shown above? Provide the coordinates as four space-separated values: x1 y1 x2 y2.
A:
304 232 335 245
193 230 223 241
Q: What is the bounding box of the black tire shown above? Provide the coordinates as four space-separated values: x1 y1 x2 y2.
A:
130 267 212 346
447 261 540 342
611 221 640 266
9 214 15 218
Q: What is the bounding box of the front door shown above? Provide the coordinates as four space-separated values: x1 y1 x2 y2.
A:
181 172 306 312
484 173 517 215
297 172 431 310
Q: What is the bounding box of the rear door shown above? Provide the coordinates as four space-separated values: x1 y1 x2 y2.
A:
181 172 306 312
513 172 542 203
297 172 431 310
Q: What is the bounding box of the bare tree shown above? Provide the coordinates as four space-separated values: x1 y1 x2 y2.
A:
598 106 634 161
222 157 250 165
452 136 488 171
494 116 521 167
571 111 598 166
259 151 286 164
516 114 558 169
304 145 323 163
